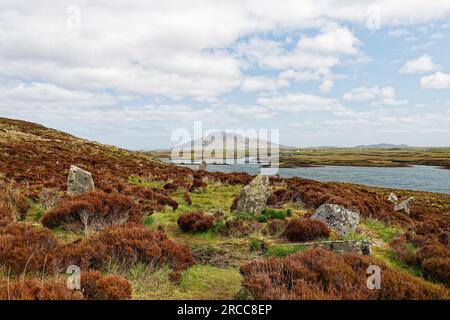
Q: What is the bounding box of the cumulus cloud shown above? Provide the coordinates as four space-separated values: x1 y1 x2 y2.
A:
343 86 407 106
420 72 450 89
1 0 450 148
240 76 289 92
297 28 361 55
257 92 349 115
399 55 440 74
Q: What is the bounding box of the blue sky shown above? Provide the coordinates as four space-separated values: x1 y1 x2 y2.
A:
0 1 449 149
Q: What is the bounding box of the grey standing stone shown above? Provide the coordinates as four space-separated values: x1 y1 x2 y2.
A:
67 165 94 196
311 203 360 236
235 174 270 214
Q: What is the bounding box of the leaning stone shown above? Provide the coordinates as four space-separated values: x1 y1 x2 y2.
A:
234 174 270 214
67 165 95 196
394 196 415 214
311 203 360 236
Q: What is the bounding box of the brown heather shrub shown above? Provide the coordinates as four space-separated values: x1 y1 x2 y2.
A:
118 185 178 212
189 177 207 191
81 271 132 300
58 224 193 273
390 228 450 286
230 196 239 212
240 247 449 300
284 219 330 242
0 222 59 275
0 182 29 221
285 177 411 226
422 258 450 286
221 219 261 237
0 277 83 300
0 206 12 225
267 189 293 206
177 212 214 232
263 219 286 236
183 192 192 205
41 191 144 231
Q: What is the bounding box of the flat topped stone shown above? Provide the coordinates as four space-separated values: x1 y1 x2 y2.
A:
67 165 94 196
311 203 360 236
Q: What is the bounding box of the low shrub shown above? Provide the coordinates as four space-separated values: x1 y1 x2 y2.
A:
0 277 83 300
284 219 330 242
266 189 293 206
42 191 144 231
240 247 448 300
0 182 29 221
257 209 288 222
422 258 450 286
0 222 59 275
221 219 261 237
390 231 450 286
177 212 214 232
263 219 286 236
248 239 264 252
183 192 192 205
189 177 207 191
58 224 194 274
81 271 132 300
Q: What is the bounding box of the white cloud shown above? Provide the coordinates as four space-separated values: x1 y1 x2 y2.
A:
420 72 450 89
0 82 119 108
388 29 411 38
257 92 348 114
240 76 289 92
297 28 361 55
399 55 439 74
343 86 407 106
319 80 334 93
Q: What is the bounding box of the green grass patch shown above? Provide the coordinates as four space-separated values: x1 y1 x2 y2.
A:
235 208 291 223
128 175 166 189
372 247 423 278
265 244 305 257
128 264 242 300
361 218 403 243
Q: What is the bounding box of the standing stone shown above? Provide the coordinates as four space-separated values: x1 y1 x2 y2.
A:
234 174 270 214
67 165 94 196
311 204 360 236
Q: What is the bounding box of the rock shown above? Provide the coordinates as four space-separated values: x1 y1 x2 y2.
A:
234 174 270 214
394 196 415 214
298 240 371 255
388 192 398 204
387 192 415 214
311 204 360 236
67 165 95 196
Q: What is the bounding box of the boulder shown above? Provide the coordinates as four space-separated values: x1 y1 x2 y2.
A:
311 204 360 236
234 174 270 214
67 165 95 196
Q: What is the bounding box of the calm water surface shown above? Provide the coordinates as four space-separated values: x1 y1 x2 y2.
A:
163 160 449 194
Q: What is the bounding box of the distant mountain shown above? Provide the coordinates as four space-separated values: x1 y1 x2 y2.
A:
176 131 283 151
354 143 410 149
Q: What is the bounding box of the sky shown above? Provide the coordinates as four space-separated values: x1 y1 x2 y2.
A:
0 0 449 150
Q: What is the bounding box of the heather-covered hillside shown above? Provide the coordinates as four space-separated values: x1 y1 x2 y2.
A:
0 118 448 300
